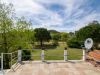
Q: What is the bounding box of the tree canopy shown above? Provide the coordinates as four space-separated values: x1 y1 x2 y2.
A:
76 21 100 48
34 28 51 48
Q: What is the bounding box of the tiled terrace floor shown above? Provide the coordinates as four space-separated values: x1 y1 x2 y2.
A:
6 61 100 75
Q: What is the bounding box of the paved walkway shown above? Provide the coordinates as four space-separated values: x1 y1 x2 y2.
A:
6 61 100 75
0 71 3 75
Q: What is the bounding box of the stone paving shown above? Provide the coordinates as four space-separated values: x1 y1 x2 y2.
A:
6 61 100 75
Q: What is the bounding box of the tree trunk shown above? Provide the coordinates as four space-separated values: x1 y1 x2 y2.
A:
40 39 43 48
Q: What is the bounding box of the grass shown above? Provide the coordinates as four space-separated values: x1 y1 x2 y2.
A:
31 43 83 60
67 48 83 60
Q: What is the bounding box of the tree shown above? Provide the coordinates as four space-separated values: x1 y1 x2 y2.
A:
67 36 82 48
0 2 14 53
34 28 51 48
0 1 33 68
61 32 69 42
76 21 100 48
0 2 34 52
15 17 33 49
61 32 69 47
0 2 14 68
51 33 61 45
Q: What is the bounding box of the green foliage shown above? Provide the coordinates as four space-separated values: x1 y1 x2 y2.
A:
14 17 33 50
67 37 82 48
22 50 31 61
61 32 69 42
0 2 14 53
0 2 34 69
76 21 100 48
51 33 61 41
51 33 61 45
34 28 51 47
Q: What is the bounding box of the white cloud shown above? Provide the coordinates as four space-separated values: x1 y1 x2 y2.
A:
1 0 100 32
2 0 63 28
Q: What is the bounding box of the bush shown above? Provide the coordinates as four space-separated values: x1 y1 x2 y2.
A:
22 50 31 61
52 41 59 46
67 37 82 48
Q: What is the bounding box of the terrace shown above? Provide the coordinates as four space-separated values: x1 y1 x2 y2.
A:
0 48 99 75
6 61 100 75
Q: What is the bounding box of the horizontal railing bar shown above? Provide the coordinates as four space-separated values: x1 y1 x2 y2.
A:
2 54 83 56
22 55 38 56
21 49 62 50
22 49 41 50
3 53 12 54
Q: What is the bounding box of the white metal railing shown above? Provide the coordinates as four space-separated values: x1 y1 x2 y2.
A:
0 51 18 75
0 48 86 74
20 49 85 62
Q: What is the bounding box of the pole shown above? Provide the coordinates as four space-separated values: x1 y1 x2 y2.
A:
82 49 86 61
11 53 12 69
64 47 67 61
18 50 22 63
1 53 4 75
41 47 45 62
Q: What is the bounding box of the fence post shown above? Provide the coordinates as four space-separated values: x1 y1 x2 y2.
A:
41 48 45 62
82 48 86 61
64 47 67 61
18 50 22 63
1 53 4 75
11 53 12 70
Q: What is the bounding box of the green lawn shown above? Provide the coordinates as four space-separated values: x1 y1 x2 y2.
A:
22 43 83 60
31 48 83 60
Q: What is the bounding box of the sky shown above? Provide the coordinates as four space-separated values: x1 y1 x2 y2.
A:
2 0 100 32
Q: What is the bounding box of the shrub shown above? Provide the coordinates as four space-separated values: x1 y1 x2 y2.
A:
67 37 82 48
22 50 31 61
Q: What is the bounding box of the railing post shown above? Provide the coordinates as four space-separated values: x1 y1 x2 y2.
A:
18 50 22 63
82 48 86 61
1 53 4 75
11 53 13 70
41 48 45 62
64 47 67 61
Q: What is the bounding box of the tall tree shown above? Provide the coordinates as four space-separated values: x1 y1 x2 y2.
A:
34 28 51 48
76 21 100 48
0 2 14 68
0 2 14 53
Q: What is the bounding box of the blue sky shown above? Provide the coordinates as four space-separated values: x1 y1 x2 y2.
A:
2 0 100 32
